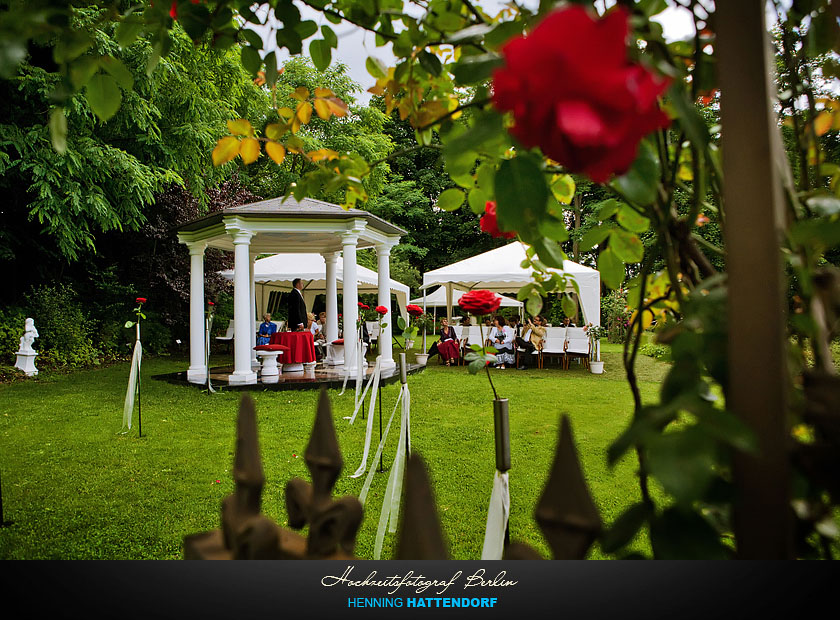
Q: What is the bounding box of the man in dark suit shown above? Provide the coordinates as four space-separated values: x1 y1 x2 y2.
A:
287 278 307 331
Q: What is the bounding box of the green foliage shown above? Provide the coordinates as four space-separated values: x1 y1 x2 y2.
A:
28 283 99 367
638 342 670 361
0 306 28 365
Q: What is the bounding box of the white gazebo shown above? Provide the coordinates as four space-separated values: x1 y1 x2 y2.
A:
177 196 405 385
421 242 601 326
220 253 410 320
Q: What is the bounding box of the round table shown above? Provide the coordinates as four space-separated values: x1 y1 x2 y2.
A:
271 331 316 372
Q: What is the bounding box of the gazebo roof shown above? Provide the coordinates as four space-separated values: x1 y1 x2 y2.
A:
177 196 406 253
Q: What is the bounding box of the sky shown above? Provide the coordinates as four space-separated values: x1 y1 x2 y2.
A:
250 1 701 104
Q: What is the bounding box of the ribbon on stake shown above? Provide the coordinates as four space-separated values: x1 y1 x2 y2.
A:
481 398 511 560
121 322 142 434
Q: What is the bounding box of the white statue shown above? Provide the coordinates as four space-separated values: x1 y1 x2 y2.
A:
15 317 39 376
18 318 38 354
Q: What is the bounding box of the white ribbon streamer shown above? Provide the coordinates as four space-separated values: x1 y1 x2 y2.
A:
350 358 382 478
480 470 510 560
359 388 403 503
121 339 142 433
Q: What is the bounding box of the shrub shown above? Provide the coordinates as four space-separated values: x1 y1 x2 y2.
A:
602 289 632 343
639 342 670 361
0 306 28 365
28 283 100 367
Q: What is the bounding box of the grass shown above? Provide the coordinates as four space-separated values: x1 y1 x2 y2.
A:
0 342 670 559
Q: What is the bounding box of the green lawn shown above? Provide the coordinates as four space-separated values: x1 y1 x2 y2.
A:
0 343 669 559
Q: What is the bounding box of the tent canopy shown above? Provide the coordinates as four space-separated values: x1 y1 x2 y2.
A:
411 286 523 309
422 243 601 326
221 253 409 318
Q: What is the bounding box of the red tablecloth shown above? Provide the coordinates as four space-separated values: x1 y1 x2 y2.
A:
270 331 316 363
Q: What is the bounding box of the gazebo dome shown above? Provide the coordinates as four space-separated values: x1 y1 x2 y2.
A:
177 195 405 385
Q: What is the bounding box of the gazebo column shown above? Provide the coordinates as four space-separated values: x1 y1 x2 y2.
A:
229 229 257 385
249 251 259 370
341 231 361 371
376 242 396 369
323 253 339 343
186 241 207 383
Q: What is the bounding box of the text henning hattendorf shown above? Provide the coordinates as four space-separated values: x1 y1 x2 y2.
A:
321 566 518 596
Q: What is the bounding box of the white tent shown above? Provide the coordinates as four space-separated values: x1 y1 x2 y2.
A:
422 243 601 326
411 286 523 309
221 253 410 319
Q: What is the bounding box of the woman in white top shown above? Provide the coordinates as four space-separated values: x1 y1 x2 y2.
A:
489 315 516 369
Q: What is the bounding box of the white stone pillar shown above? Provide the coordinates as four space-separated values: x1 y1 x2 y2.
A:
186 241 207 383
341 231 360 371
323 253 339 343
249 251 259 370
229 229 257 384
376 243 396 369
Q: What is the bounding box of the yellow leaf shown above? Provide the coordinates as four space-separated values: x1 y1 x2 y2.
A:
291 86 309 101
367 84 385 96
240 137 260 164
308 148 339 162
277 107 295 121
265 141 286 165
265 123 285 141
814 110 833 136
314 87 334 98
314 98 331 120
327 97 348 117
296 101 312 124
630 309 655 330
227 118 253 137
291 116 301 134
212 136 240 166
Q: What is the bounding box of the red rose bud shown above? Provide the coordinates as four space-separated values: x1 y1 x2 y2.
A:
406 304 424 317
492 6 671 183
136 297 147 304
169 1 177 19
480 201 516 239
375 305 388 315
458 290 502 316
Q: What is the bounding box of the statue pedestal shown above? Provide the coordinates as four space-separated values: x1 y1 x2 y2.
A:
15 351 38 376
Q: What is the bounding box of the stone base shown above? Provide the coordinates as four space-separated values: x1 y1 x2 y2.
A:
228 370 258 385
187 367 208 384
14 351 38 377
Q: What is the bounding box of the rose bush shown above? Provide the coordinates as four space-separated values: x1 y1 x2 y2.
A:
458 290 502 316
492 6 671 183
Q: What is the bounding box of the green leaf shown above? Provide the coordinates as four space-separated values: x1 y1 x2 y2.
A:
53 31 93 63
49 108 67 154
310 39 331 71
240 45 261 76
538 215 569 242
601 503 649 553
99 56 134 90
116 19 144 48
561 294 576 319
178 2 212 40
647 427 717 505
443 109 504 159
321 25 338 48
241 28 264 49
69 56 100 90
451 53 504 85
468 359 485 374
468 188 490 214
495 155 548 233
295 20 318 39
550 174 576 204
276 28 303 55
610 229 644 263
616 204 651 233
124 321 135 329
580 224 611 251
366 56 387 79
650 507 730 559
437 188 464 211
85 73 121 121
418 50 442 77
595 199 620 220
597 247 625 289
614 142 659 206
485 20 524 50
668 82 709 148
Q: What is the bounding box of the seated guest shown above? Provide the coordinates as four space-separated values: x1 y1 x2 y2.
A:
257 313 277 345
308 312 325 361
516 315 546 369
437 317 460 367
488 315 515 369
562 317 577 328
461 316 472 327
508 315 522 339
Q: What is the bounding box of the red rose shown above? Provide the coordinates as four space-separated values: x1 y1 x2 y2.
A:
480 201 516 239
169 1 177 19
375 305 388 315
458 290 502 316
492 7 671 183
358 302 370 310
136 297 147 304
207 301 215 306
406 304 424 317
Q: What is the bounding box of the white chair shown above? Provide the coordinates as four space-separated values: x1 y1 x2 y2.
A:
540 327 567 368
564 327 591 369
365 321 380 350
215 320 235 351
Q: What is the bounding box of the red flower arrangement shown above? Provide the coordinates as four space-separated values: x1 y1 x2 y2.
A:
458 290 502 316
491 6 671 183
406 304 424 317
375 305 388 315
480 201 516 239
